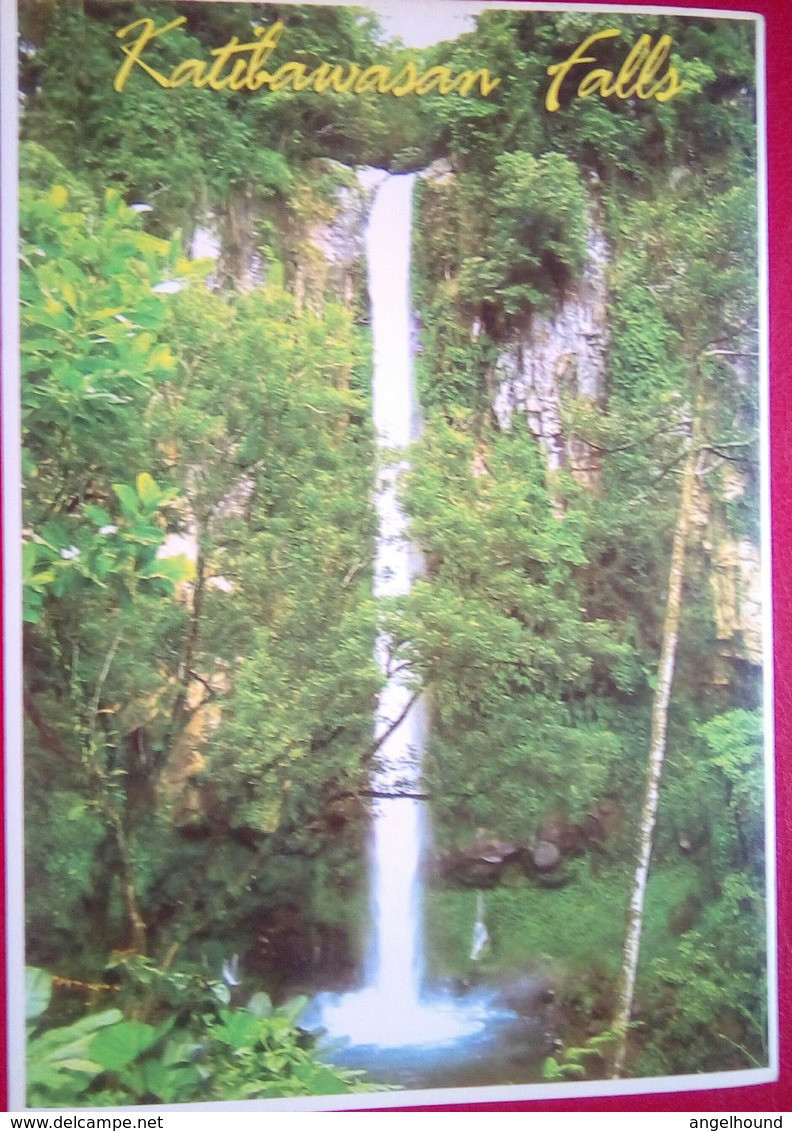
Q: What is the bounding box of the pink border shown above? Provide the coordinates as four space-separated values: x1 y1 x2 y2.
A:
3 0 789 1111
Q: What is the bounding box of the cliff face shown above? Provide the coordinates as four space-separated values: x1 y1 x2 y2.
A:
485 195 761 673
493 217 609 474
188 163 762 683
190 193 265 293
694 472 763 672
710 538 762 668
159 167 376 824
189 162 373 309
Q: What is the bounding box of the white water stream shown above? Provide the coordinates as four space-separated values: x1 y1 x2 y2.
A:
318 173 486 1049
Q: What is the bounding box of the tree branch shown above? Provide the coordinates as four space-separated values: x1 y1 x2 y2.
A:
367 687 421 763
88 621 124 737
586 419 692 457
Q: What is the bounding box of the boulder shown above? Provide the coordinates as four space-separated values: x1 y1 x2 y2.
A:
531 840 561 872
438 830 519 887
536 816 583 856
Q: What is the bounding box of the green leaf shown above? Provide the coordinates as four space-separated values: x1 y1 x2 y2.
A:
120 1059 199 1103
31 1009 123 1057
84 504 111 526
112 483 139 519
48 185 68 209
135 471 160 508
563 1063 587 1078
542 1056 562 1081
277 995 307 1025
90 1020 159 1072
213 1009 258 1050
139 553 195 585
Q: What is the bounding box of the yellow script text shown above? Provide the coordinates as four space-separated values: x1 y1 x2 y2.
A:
114 18 502 98
546 29 685 111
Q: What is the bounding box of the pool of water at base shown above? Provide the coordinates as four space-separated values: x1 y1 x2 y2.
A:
310 995 548 1091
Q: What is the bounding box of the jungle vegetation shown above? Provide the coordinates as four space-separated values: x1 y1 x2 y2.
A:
16 0 767 1102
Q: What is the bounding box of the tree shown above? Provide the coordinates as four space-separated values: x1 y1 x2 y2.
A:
607 181 760 1076
20 167 198 953
396 416 635 842
21 156 381 972
611 432 697 1076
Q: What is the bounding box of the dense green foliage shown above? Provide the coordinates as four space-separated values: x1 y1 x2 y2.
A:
17 0 767 1099
398 419 635 838
402 6 764 1079
21 153 379 974
26 965 374 1104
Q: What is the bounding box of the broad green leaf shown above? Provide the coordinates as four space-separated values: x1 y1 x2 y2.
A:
90 1019 159 1072
563 1063 587 1078
277 995 307 1025
30 1009 123 1058
112 482 138 518
213 1009 258 1050
135 472 160 507
542 1056 562 1080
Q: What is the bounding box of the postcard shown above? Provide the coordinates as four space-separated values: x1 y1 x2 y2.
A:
0 0 777 1111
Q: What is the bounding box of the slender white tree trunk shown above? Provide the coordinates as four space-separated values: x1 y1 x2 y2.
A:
611 438 698 1078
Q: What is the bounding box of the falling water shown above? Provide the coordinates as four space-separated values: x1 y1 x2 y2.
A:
367 173 425 1018
318 174 487 1050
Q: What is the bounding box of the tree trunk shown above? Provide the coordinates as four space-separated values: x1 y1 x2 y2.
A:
611 437 698 1077
113 816 147 954
171 540 206 736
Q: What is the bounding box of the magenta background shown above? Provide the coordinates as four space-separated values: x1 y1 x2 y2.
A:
3 0 791 1111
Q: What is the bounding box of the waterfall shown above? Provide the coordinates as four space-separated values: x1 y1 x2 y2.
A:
367 172 424 1013
470 892 489 962
318 173 485 1050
